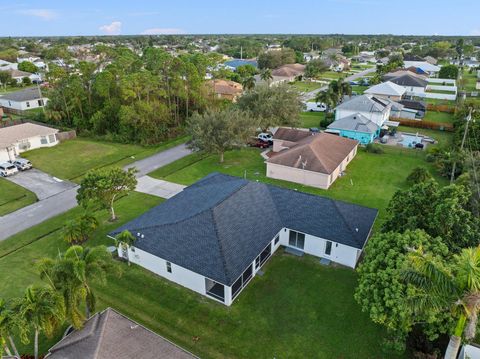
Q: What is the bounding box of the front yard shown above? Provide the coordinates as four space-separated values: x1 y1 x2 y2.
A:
290 81 324 92
149 146 447 226
0 191 404 359
0 178 37 216
22 136 188 182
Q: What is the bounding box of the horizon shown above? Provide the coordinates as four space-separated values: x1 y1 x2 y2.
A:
1 0 479 37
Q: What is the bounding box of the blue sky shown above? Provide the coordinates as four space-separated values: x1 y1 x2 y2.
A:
0 0 479 37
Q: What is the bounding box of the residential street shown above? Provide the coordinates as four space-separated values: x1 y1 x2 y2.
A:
302 67 376 101
0 143 192 241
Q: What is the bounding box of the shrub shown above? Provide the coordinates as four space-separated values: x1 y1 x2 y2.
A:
365 143 384 154
406 167 433 185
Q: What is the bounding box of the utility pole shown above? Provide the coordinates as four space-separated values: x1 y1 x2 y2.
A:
450 108 473 183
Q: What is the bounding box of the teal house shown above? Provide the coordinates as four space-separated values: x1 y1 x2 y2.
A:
326 113 380 144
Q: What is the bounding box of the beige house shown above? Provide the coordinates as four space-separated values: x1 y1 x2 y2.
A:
272 127 313 152
206 79 243 102
266 129 358 189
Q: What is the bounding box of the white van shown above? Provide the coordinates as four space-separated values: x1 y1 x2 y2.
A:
304 102 327 112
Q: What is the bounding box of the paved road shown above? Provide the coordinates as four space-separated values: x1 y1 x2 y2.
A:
0 143 192 241
6 169 76 200
302 67 376 101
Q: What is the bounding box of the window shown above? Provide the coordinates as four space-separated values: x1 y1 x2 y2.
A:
166 261 172 273
26 101 30 108
274 235 279 245
38 100 43 106
325 241 332 256
289 230 305 249
48 134 56 143
255 256 260 269
40 136 48 145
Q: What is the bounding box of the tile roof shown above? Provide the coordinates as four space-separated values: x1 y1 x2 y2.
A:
364 81 406 97
0 123 58 148
46 308 197 359
111 173 377 285
267 133 358 174
0 87 44 102
335 94 391 113
327 113 379 134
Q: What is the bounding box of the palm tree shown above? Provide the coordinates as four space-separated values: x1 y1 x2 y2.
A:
17 286 64 359
315 89 336 113
260 69 273 86
404 246 480 359
38 245 120 329
116 230 137 266
0 299 24 358
242 76 256 91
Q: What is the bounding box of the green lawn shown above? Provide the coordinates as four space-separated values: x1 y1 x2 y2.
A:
300 111 325 128
319 71 348 80
22 136 188 182
290 81 323 92
0 190 404 358
0 178 37 216
351 85 369 94
423 111 455 124
149 146 446 226
461 70 478 92
425 98 456 106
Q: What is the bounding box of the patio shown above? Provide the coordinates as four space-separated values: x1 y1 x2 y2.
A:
375 131 435 150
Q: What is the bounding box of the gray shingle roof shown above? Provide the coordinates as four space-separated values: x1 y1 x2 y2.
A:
384 73 428 88
327 113 379 134
111 173 377 286
46 308 197 359
0 87 44 102
335 94 390 113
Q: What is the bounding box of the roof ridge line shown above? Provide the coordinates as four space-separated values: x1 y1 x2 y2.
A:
331 200 361 246
93 306 111 359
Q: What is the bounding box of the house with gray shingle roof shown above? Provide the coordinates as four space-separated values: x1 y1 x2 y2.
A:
0 87 48 111
335 94 392 127
110 173 377 306
327 113 380 145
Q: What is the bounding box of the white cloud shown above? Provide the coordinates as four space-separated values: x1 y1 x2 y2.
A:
99 21 122 35
18 9 58 21
141 27 185 35
471 29 480 36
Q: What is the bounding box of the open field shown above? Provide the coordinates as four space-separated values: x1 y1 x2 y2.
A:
0 190 405 358
0 178 37 216
149 146 447 226
22 136 188 182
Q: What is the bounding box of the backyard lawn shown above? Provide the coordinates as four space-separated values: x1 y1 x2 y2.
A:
0 191 404 359
423 111 455 124
149 146 446 226
0 178 37 216
300 111 325 128
290 81 324 92
351 85 369 94
22 136 188 182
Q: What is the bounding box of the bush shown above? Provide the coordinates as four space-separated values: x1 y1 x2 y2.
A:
407 167 433 185
365 143 384 154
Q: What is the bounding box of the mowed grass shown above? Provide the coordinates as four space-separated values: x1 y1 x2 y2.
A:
423 111 455 124
290 81 323 92
299 111 325 128
0 178 37 215
149 146 446 227
22 136 188 182
0 191 404 359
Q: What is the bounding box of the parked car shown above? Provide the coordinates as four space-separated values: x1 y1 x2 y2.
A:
349 81 359 85
0 162 19 177
304 102 327 112
248 139 270 148
8 158 33 171
257 133 273 144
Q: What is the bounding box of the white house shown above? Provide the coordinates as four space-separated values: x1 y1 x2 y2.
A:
110 173 377 306
335 94 392 127
364 81 406 101
403 61 441 76
0 87 48 111
0 69 41 84
0 122 59 162
384 73 428 96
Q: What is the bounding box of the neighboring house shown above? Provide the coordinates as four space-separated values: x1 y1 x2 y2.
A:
403 54 425 62
0 60 17 71
398 99 426 118
384 69 428 81
384 73 428 96
424 56 438 65
303 52 320 62
327 113 380 144
256 63 306 86
45 308 197 359
110 173 377 306
207 79 243 101
364 81 406 101
403 61 440 75
223 59 258 71
0 87 48 111
334 94 392 127
0 69 41 84
266 131 358 189
0 122 59 162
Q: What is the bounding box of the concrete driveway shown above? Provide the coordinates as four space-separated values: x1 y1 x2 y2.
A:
136 176 186 199
6 169 76 200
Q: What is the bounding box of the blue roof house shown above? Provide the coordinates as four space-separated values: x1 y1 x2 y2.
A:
327 113 380 144
110 173 377 306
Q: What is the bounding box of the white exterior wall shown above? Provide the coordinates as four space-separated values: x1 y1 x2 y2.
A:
13 133 58 154
0 98 48 111
424 92 457 100
0 148 10 162
279 228 361 268
402 86 426 95
335 108 390 127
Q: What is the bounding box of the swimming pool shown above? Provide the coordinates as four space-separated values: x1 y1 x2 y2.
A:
400 134 422 148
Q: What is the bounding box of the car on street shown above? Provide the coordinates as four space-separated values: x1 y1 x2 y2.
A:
257 133 273 144
304 102 327 112
8 158 33 171
0 162 19 177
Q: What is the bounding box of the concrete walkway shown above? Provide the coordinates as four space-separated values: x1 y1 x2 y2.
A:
0 143 192 241
136 176 186 199
6 169 77 200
